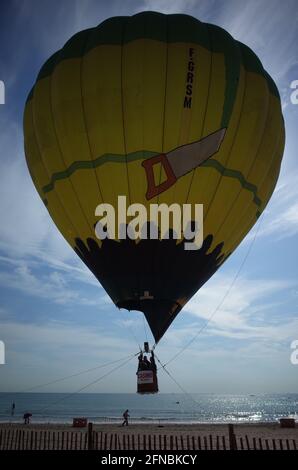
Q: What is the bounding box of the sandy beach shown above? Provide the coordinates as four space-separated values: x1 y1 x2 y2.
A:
0 422 297 450
1 421 297 439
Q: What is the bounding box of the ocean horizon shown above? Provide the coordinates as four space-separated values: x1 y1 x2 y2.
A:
1 393 297 425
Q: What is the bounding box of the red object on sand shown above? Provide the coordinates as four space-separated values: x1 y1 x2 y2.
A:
279 418 296 428
73 418 87 428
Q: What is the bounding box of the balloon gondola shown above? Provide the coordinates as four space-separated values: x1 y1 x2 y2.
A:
136 343 158 394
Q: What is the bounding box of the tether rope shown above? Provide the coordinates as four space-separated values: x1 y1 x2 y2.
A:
156 213 264 367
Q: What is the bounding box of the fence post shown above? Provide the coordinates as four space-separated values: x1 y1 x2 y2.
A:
253 437 257 450
18 430 22 450
259 438 263 450
88 422 93 450
272 438 276 450
228 424 237 450
109 433 113 450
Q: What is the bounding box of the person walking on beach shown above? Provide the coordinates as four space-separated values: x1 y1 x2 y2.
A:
11 402 15 416
23 412 32 425
122 409 129 426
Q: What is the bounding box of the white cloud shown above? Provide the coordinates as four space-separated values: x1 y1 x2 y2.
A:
0 120 102 294
0 314 138 392
213 0 298 84
0 121 73 260
0 318 129 355
0 259 103 306
251 170 298 241
140 0 200 14
162 273 297 347
1 309 295 394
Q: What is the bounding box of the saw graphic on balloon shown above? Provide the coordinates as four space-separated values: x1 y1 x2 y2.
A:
23 12 285 393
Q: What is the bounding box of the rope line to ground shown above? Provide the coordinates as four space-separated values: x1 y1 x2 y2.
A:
17 353 139 394
154 353 201 409
35 352 138 415
156 213 264 367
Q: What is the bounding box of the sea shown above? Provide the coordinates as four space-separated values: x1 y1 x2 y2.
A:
0 393 297 424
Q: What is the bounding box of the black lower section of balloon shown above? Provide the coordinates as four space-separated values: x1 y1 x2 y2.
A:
74 227 225 342
118 298 182 344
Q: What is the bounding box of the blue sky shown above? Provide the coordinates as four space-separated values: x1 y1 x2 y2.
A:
0 0 297 394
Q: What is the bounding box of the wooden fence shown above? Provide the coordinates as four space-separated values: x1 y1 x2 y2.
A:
0 424 297 451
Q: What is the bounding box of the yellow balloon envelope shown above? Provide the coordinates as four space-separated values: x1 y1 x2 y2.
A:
23 12 285 342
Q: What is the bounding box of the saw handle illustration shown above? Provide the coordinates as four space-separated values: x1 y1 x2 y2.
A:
142 153 177 200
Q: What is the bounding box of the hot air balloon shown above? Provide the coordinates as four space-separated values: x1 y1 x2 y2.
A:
23 12 285 355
